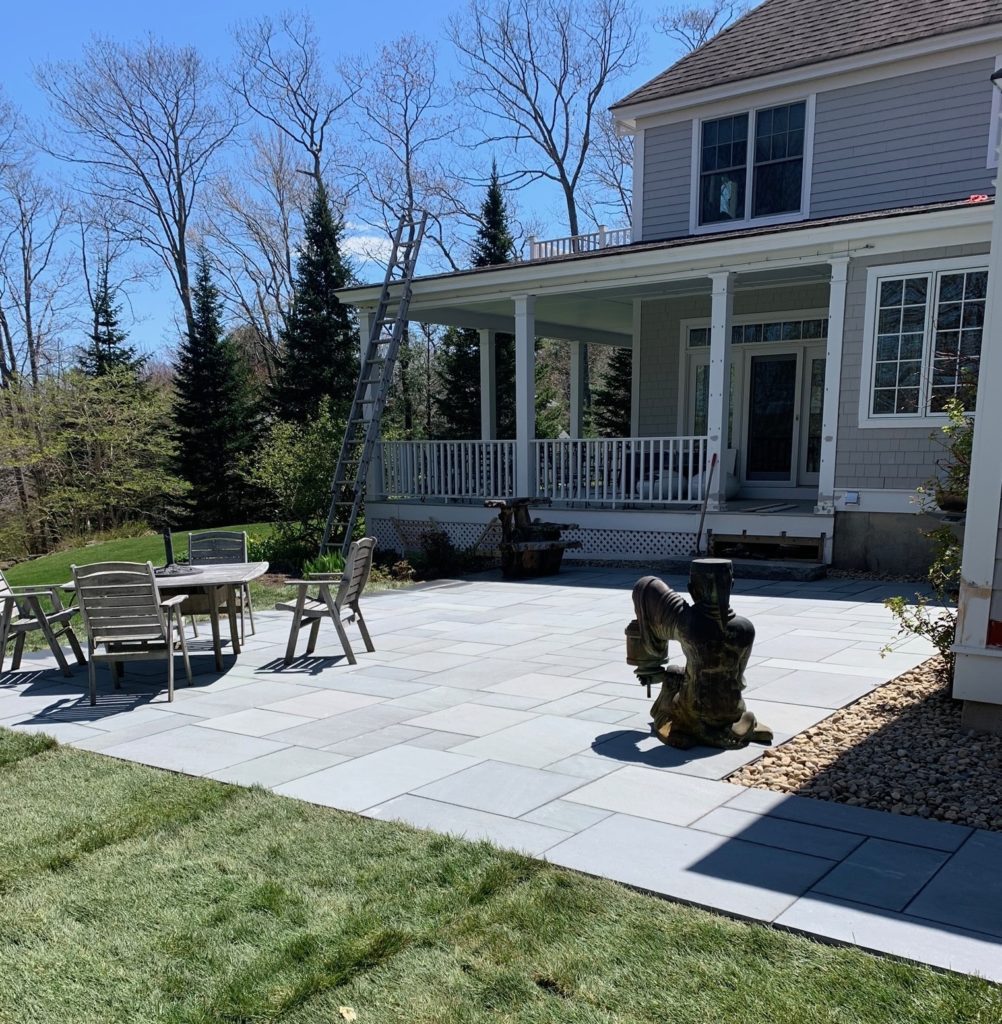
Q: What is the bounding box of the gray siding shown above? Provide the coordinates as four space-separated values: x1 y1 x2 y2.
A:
834 243 990 491
637 283 830 436
811 59 995 219
642 121 692 241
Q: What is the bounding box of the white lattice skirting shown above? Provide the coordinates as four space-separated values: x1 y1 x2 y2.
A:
370 517 696 561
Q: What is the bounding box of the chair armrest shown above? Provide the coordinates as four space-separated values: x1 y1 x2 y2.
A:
7 586 61 598
282 579 315 587
160 594 189 608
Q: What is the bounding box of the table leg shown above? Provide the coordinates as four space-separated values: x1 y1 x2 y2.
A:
225 584 241 656
208 586 223 672
0 599 13 673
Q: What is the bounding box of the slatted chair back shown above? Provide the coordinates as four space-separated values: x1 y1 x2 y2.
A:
188 530 248 566
0 570 21 625
71 561 168 648
335 537 377 609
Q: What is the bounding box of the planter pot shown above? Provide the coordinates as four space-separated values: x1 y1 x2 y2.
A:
935 490 968 514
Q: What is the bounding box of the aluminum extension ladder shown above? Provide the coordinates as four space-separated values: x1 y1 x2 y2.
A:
320 212 427 557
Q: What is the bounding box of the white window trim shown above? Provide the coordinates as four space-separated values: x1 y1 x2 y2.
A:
688 94 816 236
988 54 1002 170
678 308 829 437
857 255 989 430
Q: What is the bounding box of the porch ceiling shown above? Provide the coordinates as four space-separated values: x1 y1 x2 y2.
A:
407 263 834 347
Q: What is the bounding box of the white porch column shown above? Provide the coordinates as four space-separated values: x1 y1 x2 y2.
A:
569 342 586 438
706 272 734 510
815 257 850 514
513 294 536 494
630 299 642 436
479 329 497 440
954 131 1002 714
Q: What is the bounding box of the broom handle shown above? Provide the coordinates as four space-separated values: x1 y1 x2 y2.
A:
695 452 718 555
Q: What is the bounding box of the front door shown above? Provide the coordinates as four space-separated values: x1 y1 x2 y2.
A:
745 353 799 482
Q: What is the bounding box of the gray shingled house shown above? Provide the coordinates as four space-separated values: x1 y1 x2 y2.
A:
339 0 1000 576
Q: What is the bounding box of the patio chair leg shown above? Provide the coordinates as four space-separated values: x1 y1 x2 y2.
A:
352 603 375 653
64 627 86 666
88 654 97 706
317 585 356 665
114 661 124 689
244 583 256 636
0 601 11 673
283 589 307 666
331 615 357 666
176 608 193 688
11 634 25 671
26 595 72 677
306 617 321 656
167 642 174 703
191 615 199 638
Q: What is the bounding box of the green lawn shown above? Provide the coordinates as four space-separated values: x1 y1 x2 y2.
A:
0 729 999 1023
4 523 275 588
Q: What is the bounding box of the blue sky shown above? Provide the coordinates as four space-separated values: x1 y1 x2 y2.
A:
4 0 678 355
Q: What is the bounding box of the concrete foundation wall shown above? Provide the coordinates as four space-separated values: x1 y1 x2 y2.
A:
831 510 941 575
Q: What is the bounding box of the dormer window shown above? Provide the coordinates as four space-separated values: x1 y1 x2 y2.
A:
697 100 811 229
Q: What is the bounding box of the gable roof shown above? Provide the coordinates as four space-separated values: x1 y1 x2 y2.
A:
614 0 1002 111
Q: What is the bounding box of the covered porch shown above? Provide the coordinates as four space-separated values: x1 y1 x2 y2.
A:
344 230 861 561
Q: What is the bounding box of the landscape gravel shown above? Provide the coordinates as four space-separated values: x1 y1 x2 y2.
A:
731 657 1002 833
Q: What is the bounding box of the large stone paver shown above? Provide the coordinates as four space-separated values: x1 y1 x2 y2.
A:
6 569 999 981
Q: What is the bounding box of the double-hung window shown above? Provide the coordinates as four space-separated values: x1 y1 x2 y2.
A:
863 260 987 424
698 101 808 227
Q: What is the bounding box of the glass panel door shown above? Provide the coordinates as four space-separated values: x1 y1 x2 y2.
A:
800 352 825 485
745 353 798 481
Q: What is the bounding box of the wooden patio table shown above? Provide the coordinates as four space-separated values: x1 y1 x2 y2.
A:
64 561 269 672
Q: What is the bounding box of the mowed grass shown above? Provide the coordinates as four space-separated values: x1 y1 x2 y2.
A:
4 524 275 588
1 728 999 1024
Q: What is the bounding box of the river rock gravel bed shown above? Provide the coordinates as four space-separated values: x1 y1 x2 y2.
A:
731 657 1002 832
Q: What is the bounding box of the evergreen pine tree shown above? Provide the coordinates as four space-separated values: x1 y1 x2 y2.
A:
274 182 357 423
592 346 633 437
173 249 260 525
78 260 145 379
435 163 517 438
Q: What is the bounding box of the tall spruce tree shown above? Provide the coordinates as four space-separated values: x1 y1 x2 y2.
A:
273 182 357 423
78 260 145 379
592 346 633 437
173 250 259 525
435 164 517 438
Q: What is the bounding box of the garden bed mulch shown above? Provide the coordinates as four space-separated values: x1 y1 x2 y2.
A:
730 657 1002 833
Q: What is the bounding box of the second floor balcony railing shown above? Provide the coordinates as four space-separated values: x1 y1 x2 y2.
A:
526 225 632 261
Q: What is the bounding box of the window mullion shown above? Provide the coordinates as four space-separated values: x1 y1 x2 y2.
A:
921 272 937 416
745 114 755 220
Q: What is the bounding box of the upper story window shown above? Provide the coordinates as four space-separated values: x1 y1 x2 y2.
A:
860 258 986 427
697 100 809 229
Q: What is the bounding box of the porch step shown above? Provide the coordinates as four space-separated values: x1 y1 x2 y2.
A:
646 557 827 582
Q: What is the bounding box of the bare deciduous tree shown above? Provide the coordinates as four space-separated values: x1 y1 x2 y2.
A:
233 12 357 199
202 129 308 383
448 0 642 238
38 37 237 340
0 163 74 386
350 34 469 271
655 2 749 53
581 111 634 227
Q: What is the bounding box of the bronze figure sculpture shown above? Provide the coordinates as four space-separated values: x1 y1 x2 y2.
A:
625 558 773 750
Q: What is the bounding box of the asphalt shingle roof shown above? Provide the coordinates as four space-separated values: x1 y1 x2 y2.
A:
614 0 1002 110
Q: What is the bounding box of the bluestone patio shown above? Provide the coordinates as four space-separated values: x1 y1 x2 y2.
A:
2 569 1000 983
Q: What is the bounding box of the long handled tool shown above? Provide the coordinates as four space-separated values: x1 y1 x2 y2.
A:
693 451 718 556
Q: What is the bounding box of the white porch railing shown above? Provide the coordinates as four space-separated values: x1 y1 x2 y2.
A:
534 436 710 505
527 224 632 261
380 440 516 500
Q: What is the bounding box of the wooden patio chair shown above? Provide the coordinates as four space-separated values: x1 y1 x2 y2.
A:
71 561 192 705
0 569 86 678
277 537 377 666
187 530 255 641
